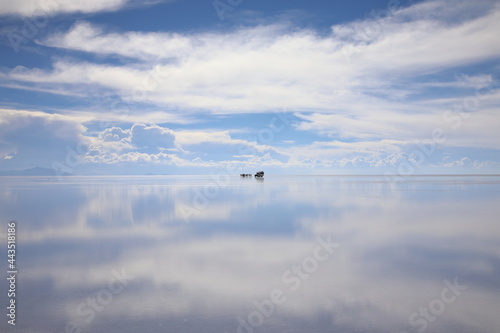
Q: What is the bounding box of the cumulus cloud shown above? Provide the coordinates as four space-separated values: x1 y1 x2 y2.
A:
0 108 91 169
85 124 290 168
83 151 178 165
99 127 130 142
130 123 176 151
1 110 497 173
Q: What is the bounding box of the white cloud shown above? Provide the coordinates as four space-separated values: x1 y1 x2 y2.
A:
435 156 500 169
0 108 91 169
1 0 499 172
294 112 438 141
0 109 497 173
99 126 130 142
2 0 495 118
84 151 178 164
416 74 494 89
176 129 284 154
81 123 290 169
42 21 193 61
130 123 176 150
0 0 172 17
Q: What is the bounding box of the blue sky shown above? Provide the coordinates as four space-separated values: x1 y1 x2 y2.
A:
0 0 499 175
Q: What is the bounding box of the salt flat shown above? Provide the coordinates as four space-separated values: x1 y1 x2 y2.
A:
0 175 499 333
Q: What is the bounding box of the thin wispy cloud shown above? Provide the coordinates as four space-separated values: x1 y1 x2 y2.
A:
0 0 174 17
3 1 497 115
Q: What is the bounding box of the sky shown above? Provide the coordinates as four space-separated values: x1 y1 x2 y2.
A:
0 0 499 175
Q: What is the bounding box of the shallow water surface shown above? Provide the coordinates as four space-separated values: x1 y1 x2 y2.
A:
0 175 499 333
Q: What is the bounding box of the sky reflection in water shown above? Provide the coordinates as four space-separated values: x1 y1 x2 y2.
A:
0 175 499 333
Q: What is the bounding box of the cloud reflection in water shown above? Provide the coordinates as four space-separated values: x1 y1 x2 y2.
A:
0 175 499 333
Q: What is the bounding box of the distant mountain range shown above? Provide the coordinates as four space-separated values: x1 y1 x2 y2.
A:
0 167 73 176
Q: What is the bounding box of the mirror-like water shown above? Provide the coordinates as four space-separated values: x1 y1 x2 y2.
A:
0 175 499 333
